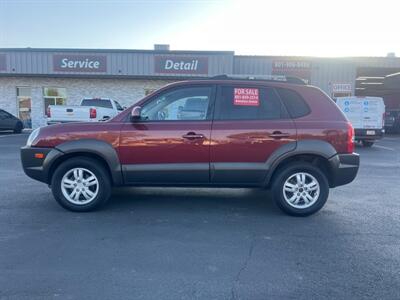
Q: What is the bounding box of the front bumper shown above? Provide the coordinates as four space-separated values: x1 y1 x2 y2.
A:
328 153 360 188
20 146 64 184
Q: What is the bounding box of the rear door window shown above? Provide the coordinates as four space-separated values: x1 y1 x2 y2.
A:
214 86 287 120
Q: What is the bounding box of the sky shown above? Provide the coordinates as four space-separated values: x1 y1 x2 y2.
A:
0 0 399 57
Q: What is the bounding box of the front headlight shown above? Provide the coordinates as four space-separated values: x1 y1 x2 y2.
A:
26 128 40 147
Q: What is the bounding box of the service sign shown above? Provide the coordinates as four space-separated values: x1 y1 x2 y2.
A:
0 54 6 71
53 54 107 72
233 88 260 106
272 60 311 84
154 56 208 74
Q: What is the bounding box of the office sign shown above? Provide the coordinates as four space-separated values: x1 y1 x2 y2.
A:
53 54 107 72
154 56 208 74
0 54 6 71
272 60 311 83
332 83 352 93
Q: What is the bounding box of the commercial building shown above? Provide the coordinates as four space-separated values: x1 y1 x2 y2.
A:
1 46 400 129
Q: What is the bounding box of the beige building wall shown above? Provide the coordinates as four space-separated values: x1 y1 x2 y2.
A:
0 77 174 128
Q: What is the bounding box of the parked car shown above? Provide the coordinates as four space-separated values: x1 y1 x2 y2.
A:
0 109 24 133
336 96 385 147
46 98 124 125
21 76 359 216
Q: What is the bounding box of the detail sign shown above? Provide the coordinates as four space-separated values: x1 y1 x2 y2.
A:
272 60 311 84
53 54 107 72
233 88 260 106
0 54 6 71
154 56 208 74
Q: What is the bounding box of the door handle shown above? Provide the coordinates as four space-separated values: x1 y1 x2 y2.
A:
269 131 290 139
182 132 205 140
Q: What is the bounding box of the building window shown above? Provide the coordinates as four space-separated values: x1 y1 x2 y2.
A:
43 87 67 115
17 87 32 128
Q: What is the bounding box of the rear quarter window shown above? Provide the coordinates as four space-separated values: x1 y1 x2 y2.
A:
276 88 310 118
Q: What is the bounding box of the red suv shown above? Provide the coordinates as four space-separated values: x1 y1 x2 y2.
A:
21 77 359 216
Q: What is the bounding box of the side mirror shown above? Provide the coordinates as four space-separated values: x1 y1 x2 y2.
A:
130 106 142 121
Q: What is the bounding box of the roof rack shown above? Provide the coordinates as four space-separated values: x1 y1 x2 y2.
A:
210 74 307 85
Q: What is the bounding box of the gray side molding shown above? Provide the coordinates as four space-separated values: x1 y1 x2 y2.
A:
263 139 337 186
55 139 123 185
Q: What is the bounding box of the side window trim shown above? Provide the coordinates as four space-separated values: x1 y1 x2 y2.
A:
214 84 289 121
136 84 217 123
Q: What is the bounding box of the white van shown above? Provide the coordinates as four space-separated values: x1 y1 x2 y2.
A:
336 96 385 147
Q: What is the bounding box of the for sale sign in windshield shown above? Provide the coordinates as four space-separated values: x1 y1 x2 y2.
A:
0 54 6 71
233 88 260 106
53 54 107 72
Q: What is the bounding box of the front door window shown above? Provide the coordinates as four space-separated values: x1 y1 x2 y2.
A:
141 86 212 121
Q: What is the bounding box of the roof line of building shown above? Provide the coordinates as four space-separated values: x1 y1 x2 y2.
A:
0 47 235 56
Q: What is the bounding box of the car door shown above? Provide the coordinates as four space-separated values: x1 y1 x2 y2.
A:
119 84 215 184
210 84 297 185
0 110 16 130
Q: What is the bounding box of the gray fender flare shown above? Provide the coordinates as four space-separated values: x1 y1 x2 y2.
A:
53 139 123 185
263 139 337 187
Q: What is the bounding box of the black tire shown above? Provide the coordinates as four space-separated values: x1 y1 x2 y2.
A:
51 157 111 212
13 122 23 134
362 140 374 147
272 162 329 217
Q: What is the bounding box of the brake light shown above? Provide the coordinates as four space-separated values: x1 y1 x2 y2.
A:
46 106 51 118
90 108 97 119
347 122 355 153
382 112 385 128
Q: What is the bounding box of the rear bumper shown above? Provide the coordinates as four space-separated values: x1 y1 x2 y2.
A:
355 129 384 141
328 153 360 188
20 146 64 184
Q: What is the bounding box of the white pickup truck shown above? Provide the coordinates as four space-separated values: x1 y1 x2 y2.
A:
47 98 124 125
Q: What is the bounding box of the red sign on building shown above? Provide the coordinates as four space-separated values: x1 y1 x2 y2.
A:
272 60 311 84
53 54 107 72
154 56 208 74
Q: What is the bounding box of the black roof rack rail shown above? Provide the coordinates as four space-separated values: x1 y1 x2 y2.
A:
210 74 307 85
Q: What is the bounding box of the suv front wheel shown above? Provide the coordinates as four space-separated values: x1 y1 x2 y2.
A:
272 162 329 216
51 157 111 212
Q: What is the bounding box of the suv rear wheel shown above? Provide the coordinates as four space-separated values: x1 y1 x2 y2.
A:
51 157 111 212
272 162 329 216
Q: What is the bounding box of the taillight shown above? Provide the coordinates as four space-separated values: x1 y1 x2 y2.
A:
46 106 51 118
382 112 385 128
90 108 97 119
347 122 355 153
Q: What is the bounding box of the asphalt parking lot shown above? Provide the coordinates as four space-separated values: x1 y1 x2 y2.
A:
0 133 399 300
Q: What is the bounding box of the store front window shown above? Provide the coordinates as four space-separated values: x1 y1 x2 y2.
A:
17 87 32 128
43 87 66 115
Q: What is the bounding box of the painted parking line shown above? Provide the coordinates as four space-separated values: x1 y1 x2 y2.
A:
0 133 29 138
374 144 395 151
